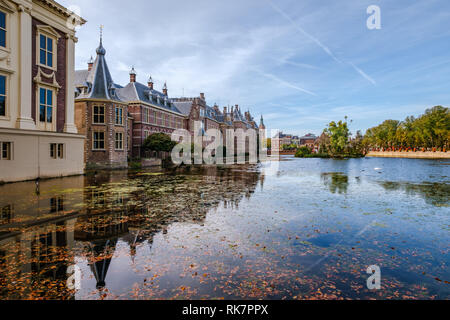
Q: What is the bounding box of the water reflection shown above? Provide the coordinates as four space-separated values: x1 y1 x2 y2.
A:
0 159 448 300
378 181 450 206
0 165 263 299
321 173 349 194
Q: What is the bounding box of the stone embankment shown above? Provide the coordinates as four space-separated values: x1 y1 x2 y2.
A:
367 151 449 159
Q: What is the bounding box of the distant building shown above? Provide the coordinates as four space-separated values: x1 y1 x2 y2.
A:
76 40 265 167
299 134 318 148
272 132 318 150
0 0 85 183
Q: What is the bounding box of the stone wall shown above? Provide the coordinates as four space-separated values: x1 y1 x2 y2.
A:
366 151 450 159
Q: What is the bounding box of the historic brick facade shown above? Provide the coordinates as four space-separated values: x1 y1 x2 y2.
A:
75 42 265 166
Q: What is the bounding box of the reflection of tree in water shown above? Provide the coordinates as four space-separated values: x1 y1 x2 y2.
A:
378 181 450 206
321 172 349 194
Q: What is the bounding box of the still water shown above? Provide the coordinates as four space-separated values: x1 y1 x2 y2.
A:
0 157 448 300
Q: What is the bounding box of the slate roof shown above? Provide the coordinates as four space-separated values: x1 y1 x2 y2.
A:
172 101 194 116
116 81 183 115
75 41 122 102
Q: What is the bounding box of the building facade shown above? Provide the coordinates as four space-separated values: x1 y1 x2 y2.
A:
0 0 85 183
74 38 128 168
117 71 185 158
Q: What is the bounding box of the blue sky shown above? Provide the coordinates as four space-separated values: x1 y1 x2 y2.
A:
60 0 450 136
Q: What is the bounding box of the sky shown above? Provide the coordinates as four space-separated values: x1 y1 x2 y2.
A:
59 0 450 136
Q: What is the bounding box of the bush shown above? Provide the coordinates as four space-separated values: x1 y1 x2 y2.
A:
295 146 312 158
143 133 177 152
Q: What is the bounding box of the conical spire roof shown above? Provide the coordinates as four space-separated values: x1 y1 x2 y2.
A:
81 32 121 101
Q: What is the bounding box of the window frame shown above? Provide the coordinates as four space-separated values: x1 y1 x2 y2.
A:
0 10 6 49
92 131 105 150
115 106 123 125
115 132 123 150
92 105 105 124
37 85 56 132
0 73 7 118
50 143 64 159
36 27 59 71
0 141 12 160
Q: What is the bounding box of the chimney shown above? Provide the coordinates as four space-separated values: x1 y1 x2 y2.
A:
200 93 205 100
148 76 154 90
88 56 94 71
130 67 137 83
162 82 168 96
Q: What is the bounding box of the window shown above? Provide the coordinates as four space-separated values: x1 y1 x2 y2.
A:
1 142 11 160
93 131 105 150
143 108 150 124
0 75 5 117
50 197 64 213
93 106 105 124
115 106 123 125
152 111 157 124
50 143 64 159
165 114 169 127
115 132 123 150
0 11 5 48
39 34 54 68
1 205 12 225
157 112 162 125
39 87 54 124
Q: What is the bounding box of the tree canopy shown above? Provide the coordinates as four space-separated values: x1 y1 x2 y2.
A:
363 106 450 149
143 133 177 152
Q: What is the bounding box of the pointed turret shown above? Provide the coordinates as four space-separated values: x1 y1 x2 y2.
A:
259 115 266 130
83 28 120 101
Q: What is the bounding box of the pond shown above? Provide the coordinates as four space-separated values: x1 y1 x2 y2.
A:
0 157 448 300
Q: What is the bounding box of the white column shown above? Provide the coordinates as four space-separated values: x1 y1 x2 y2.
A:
16 4 36 130
64 34 78 133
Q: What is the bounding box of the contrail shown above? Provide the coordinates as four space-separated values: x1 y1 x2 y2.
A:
266 0 341 64
266 0 376 86
260 71 318 96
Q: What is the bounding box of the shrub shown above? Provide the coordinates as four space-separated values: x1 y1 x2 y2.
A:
295 146 312 158
143 133 177 152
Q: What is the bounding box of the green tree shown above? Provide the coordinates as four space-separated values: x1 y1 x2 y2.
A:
324 119 350 155
143 133 177 152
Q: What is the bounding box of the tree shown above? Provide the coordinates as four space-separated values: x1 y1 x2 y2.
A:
295 146 312 158
266 138 272 150
143 133 177 152
324 119 350 155
363 106 449 150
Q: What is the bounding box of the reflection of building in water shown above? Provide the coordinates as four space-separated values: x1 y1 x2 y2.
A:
0 204 13 226
0 219 77 300
0 165 263 297
0 175 85 227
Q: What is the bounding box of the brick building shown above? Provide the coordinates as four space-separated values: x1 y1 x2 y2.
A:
116 71 185 158
74 38 128 168
75 40 265 167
